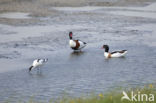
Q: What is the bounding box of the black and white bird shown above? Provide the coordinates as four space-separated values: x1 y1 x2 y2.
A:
102 45 127 58
29 59 48 72
69 32 87 51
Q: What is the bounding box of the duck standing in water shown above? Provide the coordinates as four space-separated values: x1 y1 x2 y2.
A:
29 59 48 72
102 45 127 58
69 32 87 51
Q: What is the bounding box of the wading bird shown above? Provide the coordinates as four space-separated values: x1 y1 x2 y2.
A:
69 32 87 51
29 59 48 72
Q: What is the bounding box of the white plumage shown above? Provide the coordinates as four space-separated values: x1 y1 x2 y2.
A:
78 40 86 49
69 32 87 51
111 51 127 57
102 45 127 58
29 59 48 72
69 40 76 48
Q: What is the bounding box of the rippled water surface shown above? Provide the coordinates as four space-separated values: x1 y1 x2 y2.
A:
0 2 156 102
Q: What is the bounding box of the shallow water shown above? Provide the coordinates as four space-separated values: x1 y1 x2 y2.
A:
0 44 156 102
0 2 156 102
0 12 30 19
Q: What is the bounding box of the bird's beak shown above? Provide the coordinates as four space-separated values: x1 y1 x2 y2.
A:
101 47 104 49
29 66 33 72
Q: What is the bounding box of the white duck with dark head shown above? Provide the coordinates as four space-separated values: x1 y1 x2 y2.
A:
69 32 87 51
102 45 127 58
29 59 48 72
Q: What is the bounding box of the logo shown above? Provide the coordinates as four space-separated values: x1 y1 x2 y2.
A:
121 91 131 101
121 91 154 102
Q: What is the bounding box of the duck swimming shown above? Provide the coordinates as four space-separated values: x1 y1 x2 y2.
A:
102 45 127 58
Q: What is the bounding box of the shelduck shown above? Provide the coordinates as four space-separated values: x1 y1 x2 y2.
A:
29 59 48 72
69 32 87 51
102 45 127 58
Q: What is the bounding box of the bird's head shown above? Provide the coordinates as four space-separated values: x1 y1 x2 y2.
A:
69 32 73 39
101 45 109 52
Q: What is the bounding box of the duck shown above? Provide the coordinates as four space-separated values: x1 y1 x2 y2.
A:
102 45 127 58
69 32 87 51
29 59 48 72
